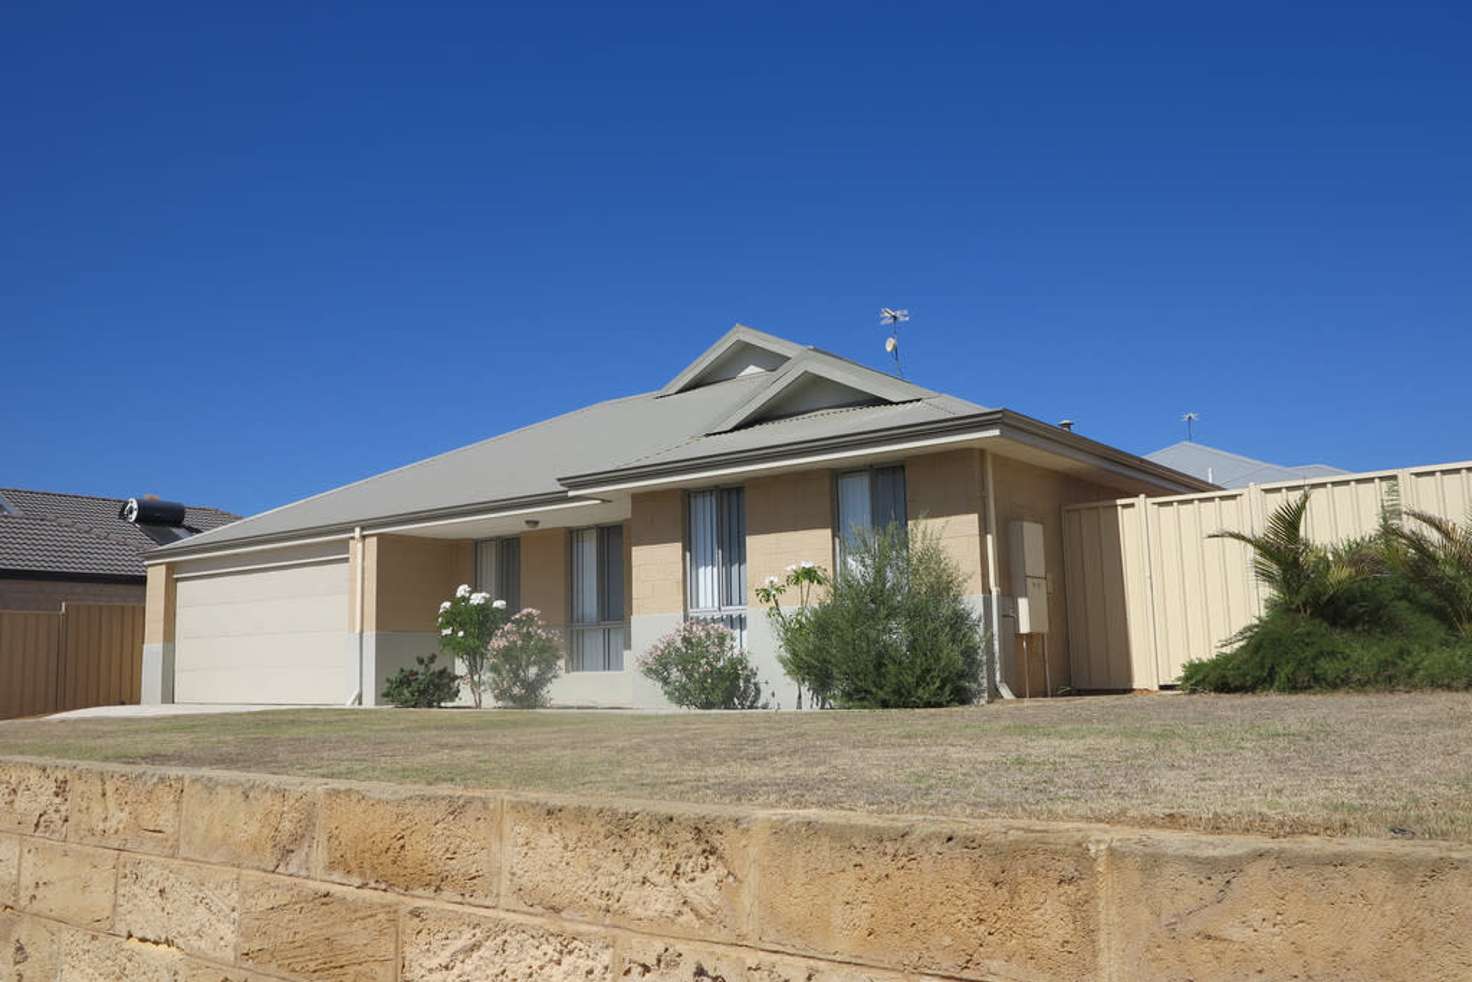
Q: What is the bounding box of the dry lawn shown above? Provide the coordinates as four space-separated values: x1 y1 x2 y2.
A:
2 692 1470 843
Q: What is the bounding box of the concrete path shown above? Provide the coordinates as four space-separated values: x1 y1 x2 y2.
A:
47 703 324 720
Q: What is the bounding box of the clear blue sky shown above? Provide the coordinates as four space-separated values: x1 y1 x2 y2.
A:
5 2 1468 516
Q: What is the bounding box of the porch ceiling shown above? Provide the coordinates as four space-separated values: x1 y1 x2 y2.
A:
384 498 630 540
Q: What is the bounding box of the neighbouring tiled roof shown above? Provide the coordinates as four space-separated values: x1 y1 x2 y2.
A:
0 489 239 579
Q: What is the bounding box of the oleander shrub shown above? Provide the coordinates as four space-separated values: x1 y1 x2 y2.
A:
639 620 765 710
485 608 563 708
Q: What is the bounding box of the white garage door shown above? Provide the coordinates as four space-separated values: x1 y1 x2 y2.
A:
174 556 350 704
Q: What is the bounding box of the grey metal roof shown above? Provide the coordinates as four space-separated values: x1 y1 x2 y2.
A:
0 489 238 579
1146 441 1347 489
155 325 1200 556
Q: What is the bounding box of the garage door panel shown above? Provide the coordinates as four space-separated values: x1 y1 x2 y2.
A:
179 564 348 604
174 558 349 705
177 594 347 640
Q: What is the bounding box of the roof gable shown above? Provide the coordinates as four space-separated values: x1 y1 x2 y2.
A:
706 351 934 434
658 324 806 396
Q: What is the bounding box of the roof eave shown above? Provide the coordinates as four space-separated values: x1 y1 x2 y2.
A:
146 489 596 563
559 409 1217 495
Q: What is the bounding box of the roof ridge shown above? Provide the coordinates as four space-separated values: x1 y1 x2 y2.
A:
0 487 236 514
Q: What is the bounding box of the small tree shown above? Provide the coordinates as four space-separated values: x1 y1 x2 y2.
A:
437 584 510 708
1383 509 1472 637
639 620 765 710
755 561 831 708
486 608 563 708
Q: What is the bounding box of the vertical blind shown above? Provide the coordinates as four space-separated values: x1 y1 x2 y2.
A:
688 487 745 613
474 538 521 610
837 466 907 563
688 487 747 647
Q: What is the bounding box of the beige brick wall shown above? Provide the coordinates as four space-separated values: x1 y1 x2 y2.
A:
143 564 176 646
745 470 834 606
3 755 1470 982
905 448 987 596
630 490 684 616
0 577 146 613
365 535 474 633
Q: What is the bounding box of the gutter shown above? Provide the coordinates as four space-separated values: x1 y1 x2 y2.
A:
144 494 603 566
561 409 1216 496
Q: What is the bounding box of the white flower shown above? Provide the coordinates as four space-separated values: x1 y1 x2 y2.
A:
455 584 471 598
440 627 452 636
456 630 465 637
492 599 507 609
784 564 797 574
438 601 451 613
469 592 489 606
764 575 781 587
800 560 815 569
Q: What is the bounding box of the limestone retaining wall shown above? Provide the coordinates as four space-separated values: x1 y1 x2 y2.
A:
1 756 1469 981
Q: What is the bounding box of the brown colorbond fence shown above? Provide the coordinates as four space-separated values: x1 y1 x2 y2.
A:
1063 460 1472 691
0 602 144 719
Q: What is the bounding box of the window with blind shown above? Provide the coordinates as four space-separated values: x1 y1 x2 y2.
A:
836 465 907 564
569 525 625 671
474 538 521 610
686 487 746 645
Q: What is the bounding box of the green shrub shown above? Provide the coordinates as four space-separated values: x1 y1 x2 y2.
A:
638 620 765 710
761 523 985 708
381 653 461 708
485 608 563 708
1180 606 1472 693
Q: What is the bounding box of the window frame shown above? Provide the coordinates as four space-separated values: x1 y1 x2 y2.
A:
833 464 909 567
567 523 626 672
684 486 748 647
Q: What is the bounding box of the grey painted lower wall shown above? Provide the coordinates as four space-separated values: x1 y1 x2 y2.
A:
140 643 174 705
361 631 439 707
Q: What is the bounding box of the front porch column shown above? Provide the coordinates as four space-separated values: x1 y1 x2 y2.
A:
141 562 176 704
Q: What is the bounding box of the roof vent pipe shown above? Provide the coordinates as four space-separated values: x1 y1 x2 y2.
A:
1057 419 1075 432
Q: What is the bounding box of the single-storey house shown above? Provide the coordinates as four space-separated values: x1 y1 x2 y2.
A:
143 326 1213 708
0 489 237 611
1147 441 1347 488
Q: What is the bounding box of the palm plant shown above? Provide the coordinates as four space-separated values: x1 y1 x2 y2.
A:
1210 492 1376 620
1382 509 1472 636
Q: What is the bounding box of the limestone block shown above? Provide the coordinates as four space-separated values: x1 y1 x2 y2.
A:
0 911 62 982
0 833 18 907
115 853 240 963
755 815 1101 981
0 760 69 839
1105 831 1472 982
67 766 182 854
17 839 116 930
615 936 746 980
54 927 184 982
400 905 614 981
237 873 397 982
505 797 752 940
317 784 500 905
180 774 316 875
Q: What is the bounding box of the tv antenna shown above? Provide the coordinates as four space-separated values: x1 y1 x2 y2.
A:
1182 411 1200 442
880 307 909 376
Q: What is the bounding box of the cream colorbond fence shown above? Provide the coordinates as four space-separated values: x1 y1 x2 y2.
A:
1062 460 1472 691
